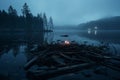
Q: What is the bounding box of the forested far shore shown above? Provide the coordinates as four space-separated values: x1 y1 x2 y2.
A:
0 3 54 32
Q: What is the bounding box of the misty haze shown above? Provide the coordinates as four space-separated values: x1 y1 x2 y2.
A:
0 0 120 80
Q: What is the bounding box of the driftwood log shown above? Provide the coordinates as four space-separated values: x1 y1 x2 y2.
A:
24 41 120 80
26 63 95 80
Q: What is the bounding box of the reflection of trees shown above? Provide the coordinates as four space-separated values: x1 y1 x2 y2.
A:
25 43 34 61
0 41 12 58
25 32 54 61
44 32 54 44
0 41 21 58
0 31 54 60
78 31 120 44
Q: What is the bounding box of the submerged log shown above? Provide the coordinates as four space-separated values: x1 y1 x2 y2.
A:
24 56 39 70
24 49 49 70
26 63 95 80
24 41 120 80
51 55 66 65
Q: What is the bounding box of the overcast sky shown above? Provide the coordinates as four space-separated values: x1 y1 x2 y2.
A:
0 0 120 26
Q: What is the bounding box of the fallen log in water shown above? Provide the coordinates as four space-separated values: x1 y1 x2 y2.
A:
101 62 120 72
24 41 120 80
24 49 49 70
26 63 95 80
51 55 66 65
24 56 39 70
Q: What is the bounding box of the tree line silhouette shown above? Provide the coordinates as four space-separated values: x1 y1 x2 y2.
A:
0 3 54 32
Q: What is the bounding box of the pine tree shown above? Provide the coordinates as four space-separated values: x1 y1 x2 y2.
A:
37 14 41 19
49 17 54 30
43 13 48 30
8 5 17 16
21 3 30 17
21 3 33 33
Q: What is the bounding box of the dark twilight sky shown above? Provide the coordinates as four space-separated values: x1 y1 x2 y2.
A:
0 0 120 26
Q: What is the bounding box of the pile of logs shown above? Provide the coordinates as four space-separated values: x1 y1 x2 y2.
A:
24 41 120 80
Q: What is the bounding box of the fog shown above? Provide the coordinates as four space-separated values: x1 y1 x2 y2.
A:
0 0 120 26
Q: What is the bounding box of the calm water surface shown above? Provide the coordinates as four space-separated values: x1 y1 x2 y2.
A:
0 30 120 80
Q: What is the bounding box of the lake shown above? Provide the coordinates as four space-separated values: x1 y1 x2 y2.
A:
0 30 120 80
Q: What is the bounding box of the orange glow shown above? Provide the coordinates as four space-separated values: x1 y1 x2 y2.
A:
64 40 70 45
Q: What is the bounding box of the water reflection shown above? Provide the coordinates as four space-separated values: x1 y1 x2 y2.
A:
84 30 120 56
83 30 120 44
53 30 120 56
88 28 91 34
0 30 120 80
0 32 54 80
94 30 97 35
44 32 54 44
87 30 97 35
0 32 54 60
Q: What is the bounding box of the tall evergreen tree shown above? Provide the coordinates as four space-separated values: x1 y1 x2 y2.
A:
1 10 8 26
43 13 48 30
0 10 1 19
0 10 1 26
13 9 17 16
21 3 30 17
37 14 41 19
8 5 17 16
49 17 54 30
8 5 14 14
0 3 49 32
37 13 44 31
21 3 33 33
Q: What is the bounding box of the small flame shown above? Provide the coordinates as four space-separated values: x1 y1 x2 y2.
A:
64 40 70 45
